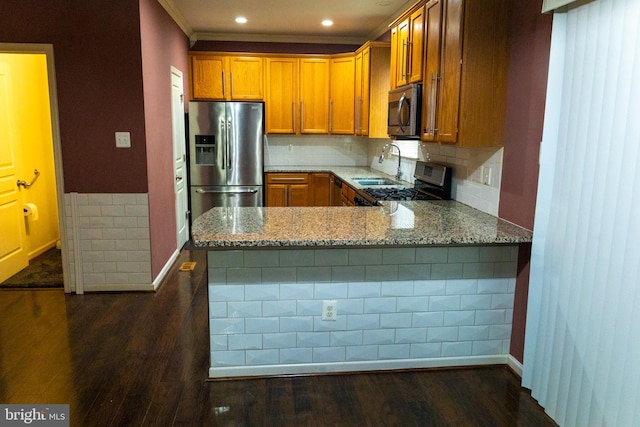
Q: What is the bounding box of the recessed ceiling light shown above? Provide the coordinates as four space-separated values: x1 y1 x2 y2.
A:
322 19 333 27
235 17 247 24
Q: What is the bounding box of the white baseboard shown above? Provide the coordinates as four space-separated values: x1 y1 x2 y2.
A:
209 355 510 378
152 248 180 290
506 354 523 377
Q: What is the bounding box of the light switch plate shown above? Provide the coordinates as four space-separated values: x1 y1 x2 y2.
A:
115 132 131 148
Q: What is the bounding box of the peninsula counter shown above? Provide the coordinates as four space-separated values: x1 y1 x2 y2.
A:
192 201 532 378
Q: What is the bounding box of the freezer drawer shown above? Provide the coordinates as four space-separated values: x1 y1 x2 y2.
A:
190 185 263 221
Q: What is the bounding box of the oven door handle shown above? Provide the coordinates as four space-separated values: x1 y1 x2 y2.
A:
397 92 407 134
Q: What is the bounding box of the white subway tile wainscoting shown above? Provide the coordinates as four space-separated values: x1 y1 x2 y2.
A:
64 192 154 292
207 245 518 378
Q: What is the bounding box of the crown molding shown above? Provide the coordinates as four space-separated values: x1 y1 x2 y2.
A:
192 32 366 46
157 0 193 37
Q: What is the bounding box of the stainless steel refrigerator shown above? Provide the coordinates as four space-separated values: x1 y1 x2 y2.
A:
188 101 264 221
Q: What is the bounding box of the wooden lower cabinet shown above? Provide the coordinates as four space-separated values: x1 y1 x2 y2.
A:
311 173 331 206
265 173 310 207
341 184 357 206
265 172 334 207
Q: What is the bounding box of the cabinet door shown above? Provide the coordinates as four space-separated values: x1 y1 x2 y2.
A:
409 6 425 83
229 57 264 100
329 56 355 134
265 184 288 207
265 57 298 134
355 48 371 136
191 55 226 100
422 0 443 141
436 0 463 143
389 26 399 89
289 184 310 206
394 18 410 87
299 58 330 134
312 173 331 206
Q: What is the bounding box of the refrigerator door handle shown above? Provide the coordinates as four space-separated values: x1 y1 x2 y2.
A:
195 188 258 194
227 118 232 170
220 118 226 170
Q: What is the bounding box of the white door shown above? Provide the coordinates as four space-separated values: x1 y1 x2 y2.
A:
0 63 29 282
171 67 189 248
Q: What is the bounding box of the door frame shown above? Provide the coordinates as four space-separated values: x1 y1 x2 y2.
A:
170 66 189 248
0 43 70 292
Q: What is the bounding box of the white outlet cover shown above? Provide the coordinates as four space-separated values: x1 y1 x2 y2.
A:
322 300 338 321
115 132 131 148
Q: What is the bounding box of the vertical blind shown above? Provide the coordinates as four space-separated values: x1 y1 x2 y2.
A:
523 0 640 426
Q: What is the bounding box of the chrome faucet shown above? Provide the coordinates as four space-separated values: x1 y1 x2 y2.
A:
378 143 402 180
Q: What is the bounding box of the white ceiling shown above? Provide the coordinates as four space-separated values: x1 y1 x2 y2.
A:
159 0 417 45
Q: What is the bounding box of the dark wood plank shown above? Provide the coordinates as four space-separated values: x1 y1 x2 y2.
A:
0 248 556 427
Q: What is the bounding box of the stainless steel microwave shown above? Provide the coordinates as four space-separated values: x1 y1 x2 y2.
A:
387 83 422 139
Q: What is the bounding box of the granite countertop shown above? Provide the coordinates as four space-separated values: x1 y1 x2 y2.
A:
191 200 532 248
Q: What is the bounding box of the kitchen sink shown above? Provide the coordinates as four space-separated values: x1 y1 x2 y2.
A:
352 177 400 186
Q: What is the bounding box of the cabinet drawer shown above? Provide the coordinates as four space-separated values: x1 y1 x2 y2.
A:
266 173 310 183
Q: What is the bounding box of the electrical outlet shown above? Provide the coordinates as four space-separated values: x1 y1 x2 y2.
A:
115 132 131 148
322 300 337 321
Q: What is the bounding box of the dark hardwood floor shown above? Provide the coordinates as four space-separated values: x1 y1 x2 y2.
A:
0 249 556 426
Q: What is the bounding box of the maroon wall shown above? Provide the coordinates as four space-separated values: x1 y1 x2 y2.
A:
0 0 148 193
500 1 553 362
139 0 190 278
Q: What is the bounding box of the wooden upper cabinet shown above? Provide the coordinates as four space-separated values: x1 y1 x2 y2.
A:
356 42 391 138
329 55 355 134
228 57 264 100
190 55 226 99
265 57 299 134
299 58 330 134
421 0 511 148
390 5 425 89
189 53 263 101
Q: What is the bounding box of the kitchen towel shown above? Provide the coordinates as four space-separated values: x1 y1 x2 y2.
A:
23 203 39 220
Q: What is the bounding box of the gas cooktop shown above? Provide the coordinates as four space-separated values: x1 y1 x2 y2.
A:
354 161 453 206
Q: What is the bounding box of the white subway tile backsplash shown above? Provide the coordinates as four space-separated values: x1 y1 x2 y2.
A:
429 295 461 311
444 311 476 326
412 312 444 328
379 344 410 359
245 318 279 334
314 282 348 299
349 282 381 298
364 297 397 314
380 313 412 329
246 349 280 365
396 328 427 344
381 281 414 296
330 330 363 347
211 350 245 367
280 348 312 364
410 343 442 358
279 316 314 332
263 333 297 349
313 347 346 363
442 342 472 357
363 329 395 345
427 327 459 343
228 334 263 350
263 300 296 317
346 345 379 361
208 246 519 375
297 332 330 347
245 284 279 301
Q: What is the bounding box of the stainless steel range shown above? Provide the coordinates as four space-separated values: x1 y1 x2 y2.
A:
354 161 452 206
